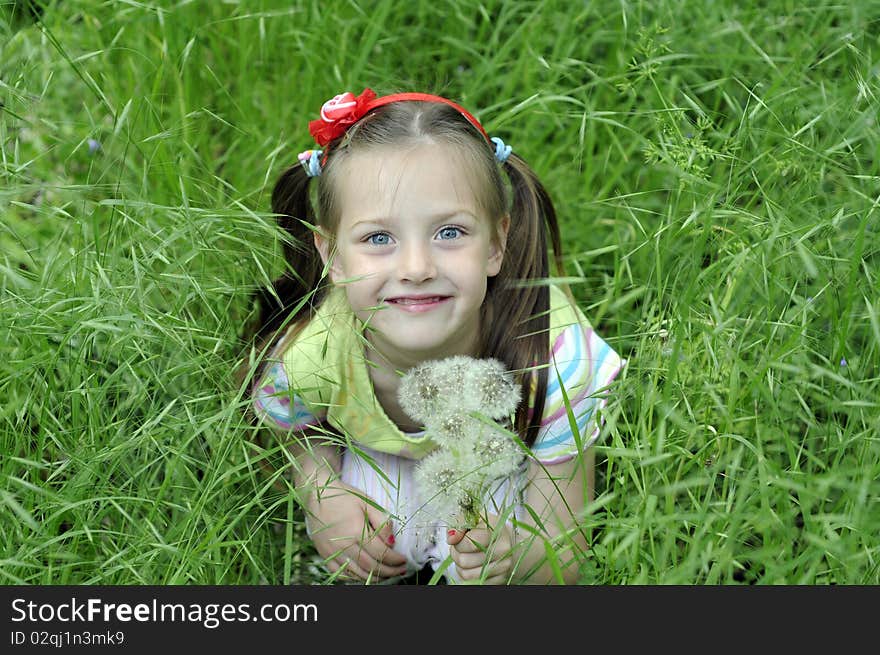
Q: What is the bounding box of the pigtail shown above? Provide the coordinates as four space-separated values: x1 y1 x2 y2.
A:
260 165 326 338
483 153 565 447
236 164 326 391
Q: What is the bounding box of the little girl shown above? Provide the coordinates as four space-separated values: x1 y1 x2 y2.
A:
243 88 624 584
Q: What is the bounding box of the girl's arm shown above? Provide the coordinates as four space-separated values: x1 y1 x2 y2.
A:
283 427 343 492
510 448 594 584
279 427 409 581
251 362 406 579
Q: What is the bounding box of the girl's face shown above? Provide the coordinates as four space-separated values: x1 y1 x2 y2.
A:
314 142 509 366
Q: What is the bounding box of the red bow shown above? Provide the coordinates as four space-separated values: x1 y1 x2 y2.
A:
308 88 377 147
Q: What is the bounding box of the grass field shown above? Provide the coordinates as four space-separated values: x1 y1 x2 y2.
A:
2 0 878 584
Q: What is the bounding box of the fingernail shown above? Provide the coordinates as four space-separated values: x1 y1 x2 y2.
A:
387 534 395 546
447 529 456 537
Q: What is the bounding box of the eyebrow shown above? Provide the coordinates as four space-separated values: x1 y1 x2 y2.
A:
351 210 478 229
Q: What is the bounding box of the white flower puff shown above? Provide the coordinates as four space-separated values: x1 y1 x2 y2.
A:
398 356 525 528
398 356 521 424
412 449 473 527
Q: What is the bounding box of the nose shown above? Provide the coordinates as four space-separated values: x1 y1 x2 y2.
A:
397 240 436 283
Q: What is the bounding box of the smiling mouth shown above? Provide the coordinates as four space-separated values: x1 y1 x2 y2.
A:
386 296 450 305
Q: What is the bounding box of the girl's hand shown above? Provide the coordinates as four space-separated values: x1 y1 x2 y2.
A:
446 515 514 584
305 481 409 582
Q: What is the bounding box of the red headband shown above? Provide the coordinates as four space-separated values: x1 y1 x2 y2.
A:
308 88 491 147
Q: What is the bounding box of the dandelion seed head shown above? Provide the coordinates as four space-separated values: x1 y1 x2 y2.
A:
482 434 509 457
432 356 470 391
463 358 520 419
415 450 459 492
399 361 445 423
405 356 524 528
415 450 471 526
435 467 455 489
472 428 522 479
423 411 478 449
441 414 467 438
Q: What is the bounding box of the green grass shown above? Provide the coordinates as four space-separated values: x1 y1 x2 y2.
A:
1 0 878 584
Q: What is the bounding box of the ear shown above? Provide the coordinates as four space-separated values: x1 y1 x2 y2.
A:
313 229 342 282
487 214 510 277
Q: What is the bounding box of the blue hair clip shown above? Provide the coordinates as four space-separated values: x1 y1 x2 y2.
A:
491 137 512 164
297 149 323 177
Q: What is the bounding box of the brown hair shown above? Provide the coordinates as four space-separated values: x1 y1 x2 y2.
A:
241 100 564 447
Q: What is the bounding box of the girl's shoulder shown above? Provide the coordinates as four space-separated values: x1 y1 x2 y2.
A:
544 283 621 380
276 286 352 353
530 284 626 463
547 284 592 335
273 287 355 402
252 287 357 431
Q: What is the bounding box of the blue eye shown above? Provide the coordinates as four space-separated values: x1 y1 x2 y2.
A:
437 226 462 240
367 232 391 246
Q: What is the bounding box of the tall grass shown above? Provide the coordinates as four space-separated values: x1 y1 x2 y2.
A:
1 0 878 584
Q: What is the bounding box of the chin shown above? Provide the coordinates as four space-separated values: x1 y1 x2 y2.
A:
385 334 448 355
373 326 455 356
